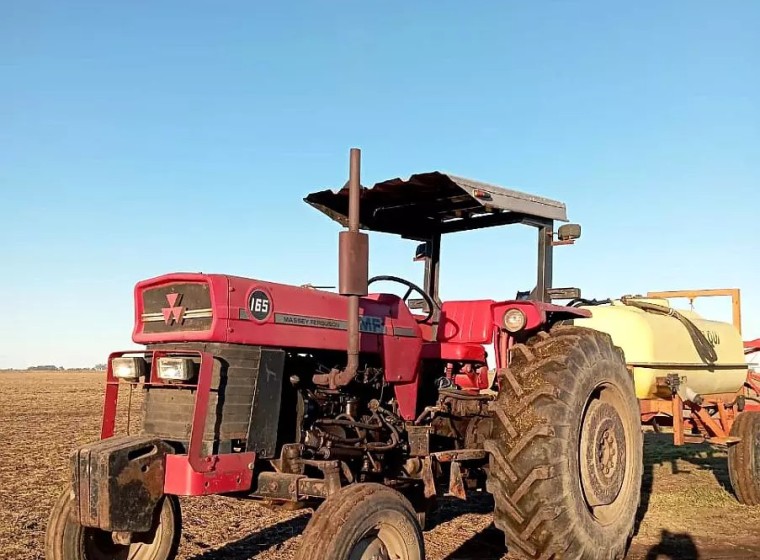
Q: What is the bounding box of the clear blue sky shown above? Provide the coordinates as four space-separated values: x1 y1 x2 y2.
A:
1 1 758 368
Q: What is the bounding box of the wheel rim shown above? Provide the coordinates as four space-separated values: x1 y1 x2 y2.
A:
349 522 410 560
80 520 164 560
77 500 169 560
578 382 633 525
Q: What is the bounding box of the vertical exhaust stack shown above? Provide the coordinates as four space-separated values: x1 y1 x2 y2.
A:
313 148 369 389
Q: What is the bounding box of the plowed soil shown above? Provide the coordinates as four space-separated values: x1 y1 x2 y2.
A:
2 371 760 560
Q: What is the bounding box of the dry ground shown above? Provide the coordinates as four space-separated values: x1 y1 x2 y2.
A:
2 371 760 560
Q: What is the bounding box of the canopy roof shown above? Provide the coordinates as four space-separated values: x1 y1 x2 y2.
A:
305 172 568 240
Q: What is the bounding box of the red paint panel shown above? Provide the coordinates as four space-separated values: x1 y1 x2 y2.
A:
455 367 490 391
438 300 496 344
163 453 255 496
393 382 419 421
100 351 124 439
420 342 486 362
187 351 215 473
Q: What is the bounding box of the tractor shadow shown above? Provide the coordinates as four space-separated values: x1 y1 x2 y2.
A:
431 493 509 560
639 530 700 560
186 513 309 560
443 522 508 560
634 431 733 536
430 491 496 528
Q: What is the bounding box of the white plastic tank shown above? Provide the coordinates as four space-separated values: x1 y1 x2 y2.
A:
574 298 748 400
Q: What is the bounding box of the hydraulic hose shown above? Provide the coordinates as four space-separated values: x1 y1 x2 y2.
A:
439 388 494 401
568 297 612 308
620 297 718 365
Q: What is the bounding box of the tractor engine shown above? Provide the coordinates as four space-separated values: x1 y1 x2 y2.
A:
295 363 405 468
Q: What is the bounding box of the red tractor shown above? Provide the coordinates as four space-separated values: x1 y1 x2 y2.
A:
47 149 644 560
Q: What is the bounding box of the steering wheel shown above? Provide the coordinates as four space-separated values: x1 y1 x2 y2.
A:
368 275 438 324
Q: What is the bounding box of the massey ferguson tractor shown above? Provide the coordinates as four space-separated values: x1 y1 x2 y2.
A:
46 149 760 560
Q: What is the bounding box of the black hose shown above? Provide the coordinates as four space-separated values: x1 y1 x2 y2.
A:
568 297 612 307
320 431 363 444
315 418 383 431
439 388 493 401
620 297 718 365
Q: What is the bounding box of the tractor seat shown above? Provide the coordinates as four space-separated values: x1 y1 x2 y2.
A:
421 300 494 362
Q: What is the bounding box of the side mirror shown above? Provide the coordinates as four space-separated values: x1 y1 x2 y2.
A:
414 242 432 261
557 223 581 242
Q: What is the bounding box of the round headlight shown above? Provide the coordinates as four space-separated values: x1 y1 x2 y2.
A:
503 309 527 332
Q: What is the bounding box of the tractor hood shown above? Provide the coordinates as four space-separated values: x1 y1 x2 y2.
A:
131 273 423 383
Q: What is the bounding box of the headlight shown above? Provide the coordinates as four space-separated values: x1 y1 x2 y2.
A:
112 357 146 380
503 309 527 332
157 357 195 381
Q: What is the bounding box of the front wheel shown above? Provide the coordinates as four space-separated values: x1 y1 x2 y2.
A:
294 483 424 560
45 487 181 560
485 326 643 560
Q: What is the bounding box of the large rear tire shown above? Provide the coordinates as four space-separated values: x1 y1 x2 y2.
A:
293 483 424 560
485 325 643 560
45 487 181 560
728 411 760 505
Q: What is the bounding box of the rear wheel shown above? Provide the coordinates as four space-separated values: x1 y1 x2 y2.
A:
45 487 181 560
728 411 760 505
294 483 424 560
485 325 643 559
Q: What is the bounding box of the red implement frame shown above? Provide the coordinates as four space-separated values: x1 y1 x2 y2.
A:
640 395 740 446
102 350 254 495
743 340 760 412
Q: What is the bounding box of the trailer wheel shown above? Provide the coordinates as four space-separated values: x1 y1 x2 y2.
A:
45 487 181 560
485 325 643 560
728 411 760 505
294 483 424 560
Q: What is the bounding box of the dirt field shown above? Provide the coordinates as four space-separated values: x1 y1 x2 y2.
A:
2 371 760 560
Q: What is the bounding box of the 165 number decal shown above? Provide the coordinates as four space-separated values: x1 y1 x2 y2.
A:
249 290 272 321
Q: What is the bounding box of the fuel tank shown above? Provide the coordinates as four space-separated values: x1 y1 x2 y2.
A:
573 298 748 400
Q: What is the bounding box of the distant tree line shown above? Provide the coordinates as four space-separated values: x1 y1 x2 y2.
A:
0 364 109 372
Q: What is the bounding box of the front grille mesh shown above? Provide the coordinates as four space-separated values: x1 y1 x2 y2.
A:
141 343 261 454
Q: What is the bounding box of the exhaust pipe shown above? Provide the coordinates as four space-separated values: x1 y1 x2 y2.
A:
313 148 369 389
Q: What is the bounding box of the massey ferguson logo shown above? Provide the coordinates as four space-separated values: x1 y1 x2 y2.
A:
162 293 185 325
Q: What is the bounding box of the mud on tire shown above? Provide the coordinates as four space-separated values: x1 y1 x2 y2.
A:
294 483 424 560
485 325 643 560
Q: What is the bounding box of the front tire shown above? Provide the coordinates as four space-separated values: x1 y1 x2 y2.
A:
45 487 181 560
485 326 643 560
294 483 424 560
728 411 760 505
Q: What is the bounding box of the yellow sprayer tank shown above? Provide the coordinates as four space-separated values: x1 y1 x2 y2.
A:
573 298 748 400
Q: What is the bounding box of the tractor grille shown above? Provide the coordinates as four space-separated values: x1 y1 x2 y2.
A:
141 343 262 455
140 282 213 334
